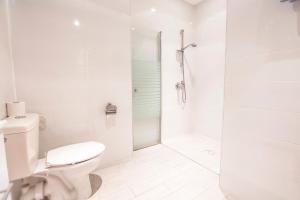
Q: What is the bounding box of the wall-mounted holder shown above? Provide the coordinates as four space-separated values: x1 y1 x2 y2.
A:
105 103 117 115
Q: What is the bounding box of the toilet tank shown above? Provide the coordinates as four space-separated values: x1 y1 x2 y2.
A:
0 113 39 181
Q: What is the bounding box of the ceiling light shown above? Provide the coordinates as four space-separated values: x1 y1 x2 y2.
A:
73 19 80 27
151 8 157 13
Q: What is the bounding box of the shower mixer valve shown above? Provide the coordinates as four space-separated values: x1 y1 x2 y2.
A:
175 81 185 90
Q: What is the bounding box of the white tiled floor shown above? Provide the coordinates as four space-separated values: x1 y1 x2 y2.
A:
94 145 225 200
164 134 221 174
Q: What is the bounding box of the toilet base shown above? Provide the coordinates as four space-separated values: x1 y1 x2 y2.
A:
21 155 103 200
20 174 102 200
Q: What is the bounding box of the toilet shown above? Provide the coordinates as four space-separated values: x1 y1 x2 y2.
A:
1 113 105 200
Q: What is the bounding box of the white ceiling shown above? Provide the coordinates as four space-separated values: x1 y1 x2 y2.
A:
183 0 204 5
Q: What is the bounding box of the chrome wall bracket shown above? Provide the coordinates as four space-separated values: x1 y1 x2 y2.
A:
105 103 117 115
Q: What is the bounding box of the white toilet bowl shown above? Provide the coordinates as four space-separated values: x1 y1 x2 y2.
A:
34 142 105 199
1 114 106 200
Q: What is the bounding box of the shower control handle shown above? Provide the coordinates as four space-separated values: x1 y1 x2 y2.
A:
175 81 185 90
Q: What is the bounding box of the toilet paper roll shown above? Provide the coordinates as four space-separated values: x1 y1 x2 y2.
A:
6 101 26 117
105 114 116 128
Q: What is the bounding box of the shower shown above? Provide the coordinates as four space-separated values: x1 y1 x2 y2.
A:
182 43 197 50
176 29 197 103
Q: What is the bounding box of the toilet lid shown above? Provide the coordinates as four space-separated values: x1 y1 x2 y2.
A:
46 141 105 167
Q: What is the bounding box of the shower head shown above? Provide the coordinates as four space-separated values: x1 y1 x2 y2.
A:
182 43 197 51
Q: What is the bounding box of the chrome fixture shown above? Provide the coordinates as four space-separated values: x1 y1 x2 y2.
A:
182 43 197 51
105 103 117 115
176 29 197 104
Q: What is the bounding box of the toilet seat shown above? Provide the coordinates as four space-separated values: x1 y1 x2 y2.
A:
46 142 105 168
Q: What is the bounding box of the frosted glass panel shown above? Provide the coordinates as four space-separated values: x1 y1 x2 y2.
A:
132 30 161 150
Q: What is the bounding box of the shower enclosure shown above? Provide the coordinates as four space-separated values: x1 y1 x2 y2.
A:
132 29 162 150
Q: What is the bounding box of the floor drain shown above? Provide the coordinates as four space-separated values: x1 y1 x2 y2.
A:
203 149 216 156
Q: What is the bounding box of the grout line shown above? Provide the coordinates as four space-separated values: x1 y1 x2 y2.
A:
130 183 172 200
127 186 137 198
162 144 220 176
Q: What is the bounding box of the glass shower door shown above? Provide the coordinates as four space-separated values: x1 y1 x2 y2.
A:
132 30 161 150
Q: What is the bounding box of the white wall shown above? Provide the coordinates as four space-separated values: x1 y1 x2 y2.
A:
9 0 132 167
221 0 300 199
0 0 15 119
131 0 197 142
193 0 226 141
0 0 13 193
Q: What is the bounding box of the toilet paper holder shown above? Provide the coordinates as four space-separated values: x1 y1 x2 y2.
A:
105 103 117 115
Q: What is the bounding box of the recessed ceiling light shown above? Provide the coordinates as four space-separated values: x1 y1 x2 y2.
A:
151 8 157 13
73 19 80 27
131 27 136 31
